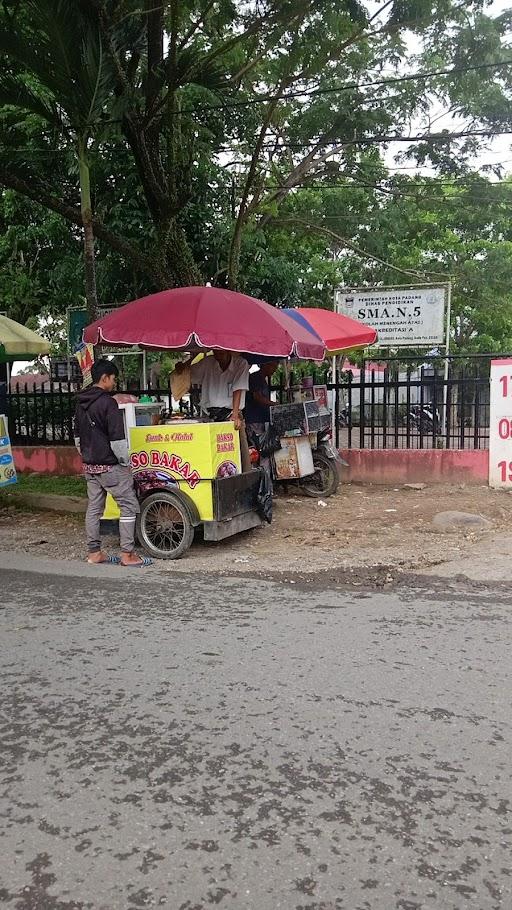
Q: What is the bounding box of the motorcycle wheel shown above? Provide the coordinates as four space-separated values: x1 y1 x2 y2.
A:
300 452 339 498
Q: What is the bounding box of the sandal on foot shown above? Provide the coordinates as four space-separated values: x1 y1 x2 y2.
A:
121 556 153 568
87 555 121 565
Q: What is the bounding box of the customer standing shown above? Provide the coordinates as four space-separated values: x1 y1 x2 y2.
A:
74 359 151 567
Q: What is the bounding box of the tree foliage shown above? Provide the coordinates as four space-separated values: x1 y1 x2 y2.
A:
0 1 512 351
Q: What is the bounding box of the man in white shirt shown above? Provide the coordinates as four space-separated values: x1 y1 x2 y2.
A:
176 351 249 429
174 351 252 472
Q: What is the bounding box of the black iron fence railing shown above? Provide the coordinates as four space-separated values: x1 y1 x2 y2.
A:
5 355 494 451
271 358 491 451
6 385 171 447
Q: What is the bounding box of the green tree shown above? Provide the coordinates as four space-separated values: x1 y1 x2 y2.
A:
0 0 120 318
0 188 84 325
297 170 512 353
373 175 512 353
2 0 512 298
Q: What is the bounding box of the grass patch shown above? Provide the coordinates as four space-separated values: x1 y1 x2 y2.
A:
11 473 87 498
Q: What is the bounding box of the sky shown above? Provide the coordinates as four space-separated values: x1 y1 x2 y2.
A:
368 0 512 174
467 0 512 169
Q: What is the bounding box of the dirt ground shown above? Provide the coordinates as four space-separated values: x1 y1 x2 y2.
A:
2 482 512 588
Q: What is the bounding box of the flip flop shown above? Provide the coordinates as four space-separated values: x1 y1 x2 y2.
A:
87 555 121 565
121 556 153 568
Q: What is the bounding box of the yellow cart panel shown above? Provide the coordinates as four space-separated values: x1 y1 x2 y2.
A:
103 422 241 522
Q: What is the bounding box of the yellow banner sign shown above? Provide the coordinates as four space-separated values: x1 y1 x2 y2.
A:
0 414 17 487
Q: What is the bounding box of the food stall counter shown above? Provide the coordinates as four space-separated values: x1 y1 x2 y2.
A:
104 420 242 522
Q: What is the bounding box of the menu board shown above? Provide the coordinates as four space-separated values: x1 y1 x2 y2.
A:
0 415 17 487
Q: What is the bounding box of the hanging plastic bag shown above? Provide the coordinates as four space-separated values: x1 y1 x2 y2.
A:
256 467 273 523
258 423 282 459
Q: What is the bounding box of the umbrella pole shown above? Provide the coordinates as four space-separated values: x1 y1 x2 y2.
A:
331 355 337 445
283 360 291 401
142 350 148 389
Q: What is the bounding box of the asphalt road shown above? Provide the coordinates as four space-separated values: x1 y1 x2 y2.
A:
0 558 511 910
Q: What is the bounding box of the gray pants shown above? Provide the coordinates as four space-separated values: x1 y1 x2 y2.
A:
85 465 140 553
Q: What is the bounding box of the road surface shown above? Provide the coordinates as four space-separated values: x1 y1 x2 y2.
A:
0 554 511 909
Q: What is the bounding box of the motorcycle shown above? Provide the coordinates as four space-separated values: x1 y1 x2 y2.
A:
249 426 347 498
407 403 440 433
300 429 347 497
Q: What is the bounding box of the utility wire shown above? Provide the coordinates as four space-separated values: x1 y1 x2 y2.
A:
2 145 512 178
6 126 512 162
217 127 512 152
4 146 512 175
245 179 512 189
178 59 512 115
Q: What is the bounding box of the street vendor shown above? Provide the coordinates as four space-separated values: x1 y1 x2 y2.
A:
245 362 278 432
245 361 279 485
174 350 249 428
173 351 252 472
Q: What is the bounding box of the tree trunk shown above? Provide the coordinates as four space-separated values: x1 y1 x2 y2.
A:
157 219 202 288
78 141 98 321
227 229 242 291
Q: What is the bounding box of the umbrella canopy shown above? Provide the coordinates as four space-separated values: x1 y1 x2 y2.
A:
84 287 325 361
0 315 51 363
282 307 377 354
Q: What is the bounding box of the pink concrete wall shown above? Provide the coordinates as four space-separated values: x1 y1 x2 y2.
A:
13 444 489 485
339 448 489 485
13 446 82 476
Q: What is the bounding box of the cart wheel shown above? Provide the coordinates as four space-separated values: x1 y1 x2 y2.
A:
300 452 339 498
137 491 195 559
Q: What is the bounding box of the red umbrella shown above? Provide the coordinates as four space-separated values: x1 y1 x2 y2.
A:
283 307 377 353
84 287 325 360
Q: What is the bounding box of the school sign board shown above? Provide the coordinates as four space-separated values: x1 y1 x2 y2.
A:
335 285 447 347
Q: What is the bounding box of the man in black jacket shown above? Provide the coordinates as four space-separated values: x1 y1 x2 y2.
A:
74 359 150 567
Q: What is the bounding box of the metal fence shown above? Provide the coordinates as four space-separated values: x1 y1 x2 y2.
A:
6 355 493 451
332 359 490 451
6 384 171 446
272 356 491 451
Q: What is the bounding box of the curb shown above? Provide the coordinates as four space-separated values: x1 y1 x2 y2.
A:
3 492 87 514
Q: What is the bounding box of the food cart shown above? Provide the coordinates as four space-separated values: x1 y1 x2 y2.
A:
268 396 340 497
83 287 376 560
101 385 340 558
103 408 264 559
84 286 326 560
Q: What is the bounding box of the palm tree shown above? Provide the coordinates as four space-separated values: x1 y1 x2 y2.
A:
0 0 116 320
